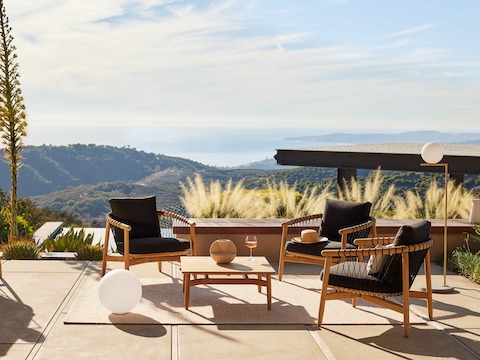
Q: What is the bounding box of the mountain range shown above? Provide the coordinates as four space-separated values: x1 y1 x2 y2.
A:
0 131 478 224
285 130 480 145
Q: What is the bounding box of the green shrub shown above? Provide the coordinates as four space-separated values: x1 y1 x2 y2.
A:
448 247 480 284
75 244 103 261
3 240 41 260
466 225 480 247
0 208 34 243
43 227 94 252
448 225 480 284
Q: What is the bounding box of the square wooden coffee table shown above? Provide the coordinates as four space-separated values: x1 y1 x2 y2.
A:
180 256 276 310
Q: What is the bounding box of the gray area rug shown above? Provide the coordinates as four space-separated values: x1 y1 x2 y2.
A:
64 274 426 325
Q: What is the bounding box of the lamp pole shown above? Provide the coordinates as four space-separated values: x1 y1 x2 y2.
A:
420 142 454 293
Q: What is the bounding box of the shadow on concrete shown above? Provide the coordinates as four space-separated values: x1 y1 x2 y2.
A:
0 278 45 357
324 325 479 359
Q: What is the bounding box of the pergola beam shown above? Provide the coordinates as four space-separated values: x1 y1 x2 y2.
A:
274 143 480 188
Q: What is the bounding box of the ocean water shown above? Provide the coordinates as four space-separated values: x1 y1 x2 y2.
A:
25 126 343 167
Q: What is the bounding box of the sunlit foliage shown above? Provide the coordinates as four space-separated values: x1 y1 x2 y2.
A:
181 170 474 219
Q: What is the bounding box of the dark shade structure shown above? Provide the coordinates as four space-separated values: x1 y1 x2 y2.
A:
275 143 480 186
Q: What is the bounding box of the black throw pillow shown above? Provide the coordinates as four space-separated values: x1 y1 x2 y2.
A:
319 199 372 241
393 220 431 246
382 220 432 284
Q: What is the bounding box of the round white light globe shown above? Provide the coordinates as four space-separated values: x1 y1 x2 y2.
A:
98 269 142 314
421 142 444 164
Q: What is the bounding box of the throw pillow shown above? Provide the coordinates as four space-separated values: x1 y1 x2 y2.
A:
320 199 372 241
366 243 393 275
393 220 431 246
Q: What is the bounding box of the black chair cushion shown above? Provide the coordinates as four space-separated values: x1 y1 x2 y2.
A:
382 220 432 284
109 196 161 251
393 220 431 246
286 240 355 257
320 199 372 241
321 261 403 294
129 237 190 254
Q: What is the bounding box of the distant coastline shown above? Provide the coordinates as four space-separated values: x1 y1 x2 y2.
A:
25 126 342 167
25 126 480 167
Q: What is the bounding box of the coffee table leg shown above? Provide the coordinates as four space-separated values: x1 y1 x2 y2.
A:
184 273 190 310
267 274 272 310
257 274 262 293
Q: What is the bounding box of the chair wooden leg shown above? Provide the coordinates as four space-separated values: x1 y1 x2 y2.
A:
278 251 286 281
101 257 107 276
318 257 331 326
278 254 285 281
158 261 162 272
101 224 110 276
278 226 288 281
352 298 357 308
402 252 410 338
123 230 132 271
124 254 130 270
424 251 433 319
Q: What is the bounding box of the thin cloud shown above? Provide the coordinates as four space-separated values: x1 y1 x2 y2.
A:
384 23 435 38
5 0 479 133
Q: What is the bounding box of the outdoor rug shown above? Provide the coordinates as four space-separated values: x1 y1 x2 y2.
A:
64 274 427 325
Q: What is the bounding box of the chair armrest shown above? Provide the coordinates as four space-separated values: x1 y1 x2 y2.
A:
338 217 376 249
106 213 131 232
338 217 376 236
321 239 434 258
354 236 395 247
158 210 197 255
321 245 406 258
281 213 323 227
159 210 195 226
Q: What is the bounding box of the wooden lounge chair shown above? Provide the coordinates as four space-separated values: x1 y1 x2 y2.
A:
278 199 376 280
318 220 434 337
102 196 196 275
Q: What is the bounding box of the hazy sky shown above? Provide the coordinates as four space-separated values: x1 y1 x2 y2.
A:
6 0 480 134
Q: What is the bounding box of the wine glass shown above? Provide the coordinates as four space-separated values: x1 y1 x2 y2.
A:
245 235 257 261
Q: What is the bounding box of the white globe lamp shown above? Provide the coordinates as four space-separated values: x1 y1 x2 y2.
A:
419 142 454 293
98 269 142 314
421 142 443 164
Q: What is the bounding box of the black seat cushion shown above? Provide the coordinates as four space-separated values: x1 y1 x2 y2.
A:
321 261 403 294
286 240 355 257
320 199 372 241
129 237 190 254
109 196 161 252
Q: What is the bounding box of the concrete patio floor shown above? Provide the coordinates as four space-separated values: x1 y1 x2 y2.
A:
1 259 479 360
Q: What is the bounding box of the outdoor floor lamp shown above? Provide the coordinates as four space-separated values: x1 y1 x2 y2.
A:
420 142 454 293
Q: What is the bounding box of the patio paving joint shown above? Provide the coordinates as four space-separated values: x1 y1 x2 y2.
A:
27 261 94 360
307 325 336 360
172 325 179 360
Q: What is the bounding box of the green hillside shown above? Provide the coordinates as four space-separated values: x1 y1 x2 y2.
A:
0 144 210 197
1 144 479 225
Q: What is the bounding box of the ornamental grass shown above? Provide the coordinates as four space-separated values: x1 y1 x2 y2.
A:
180 170 475 220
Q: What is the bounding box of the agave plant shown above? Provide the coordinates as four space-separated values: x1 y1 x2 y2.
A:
43 227 94 252
3 239 41 259
75 244 103 261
